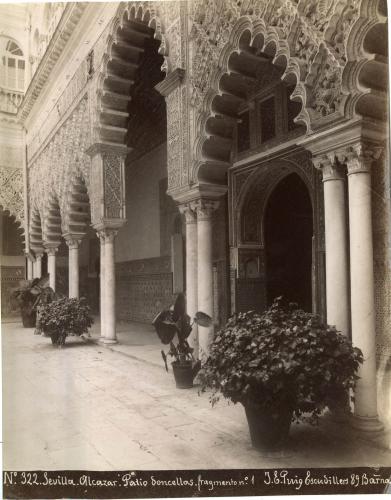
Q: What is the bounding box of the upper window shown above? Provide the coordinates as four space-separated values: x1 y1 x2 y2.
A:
0 38 25 91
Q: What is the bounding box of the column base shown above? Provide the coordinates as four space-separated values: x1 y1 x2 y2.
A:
351 414 384 432
98 336 106 343
326 407 351 424
102 338 118 345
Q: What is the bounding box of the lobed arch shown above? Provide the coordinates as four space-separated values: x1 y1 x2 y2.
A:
62 175 91 239
42 194 62 247
29 206 44 253
193 16 310 185
342 0 388 122
93 1 170 149
192 0 387 186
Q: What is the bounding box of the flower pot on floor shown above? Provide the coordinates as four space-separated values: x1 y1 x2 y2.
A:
22 310 36 328
244 404 293 451
172 361 194 389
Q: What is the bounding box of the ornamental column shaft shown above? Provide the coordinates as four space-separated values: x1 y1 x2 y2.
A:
65 237 81 299
179 204 198 356
45 247 58 291
34 252 43 279
99 234 106 340
344 144 383 431
101 229 117 344
315 157 349 336
195 199 218 360
26 257 33 280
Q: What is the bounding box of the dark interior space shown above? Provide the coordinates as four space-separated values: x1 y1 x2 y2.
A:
264 173 313 311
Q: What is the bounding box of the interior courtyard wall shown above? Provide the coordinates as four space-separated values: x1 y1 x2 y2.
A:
116 144 168 262
115 143 178 323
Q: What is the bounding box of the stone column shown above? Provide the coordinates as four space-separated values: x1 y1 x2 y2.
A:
98 232 106 341
195 199 219 361
344 143 383 431
99 228 118 344
45 247 58 291
314 156 349 336
179 203 198 357
26 256 33 280
65 237 81 299
34 252 43 279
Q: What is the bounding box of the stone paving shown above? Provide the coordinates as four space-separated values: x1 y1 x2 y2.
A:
2 321 391 471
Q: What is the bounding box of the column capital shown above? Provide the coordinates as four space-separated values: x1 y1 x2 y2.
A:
25 251 35 262
44 246 58 257
64 235 82 249
193 199 220 221
179 203 197 224
34 250 44 259
335 142 383 176
313 154 345 182
97 228 118 244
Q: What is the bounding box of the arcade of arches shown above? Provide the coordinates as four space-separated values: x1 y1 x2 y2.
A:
0 1 390 431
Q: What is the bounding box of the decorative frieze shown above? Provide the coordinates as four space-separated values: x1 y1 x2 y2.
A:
18 3 88 122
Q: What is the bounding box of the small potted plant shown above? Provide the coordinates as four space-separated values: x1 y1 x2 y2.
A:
37 296 93 347
10 275 56 327
152 293 212 389
200 297 363 450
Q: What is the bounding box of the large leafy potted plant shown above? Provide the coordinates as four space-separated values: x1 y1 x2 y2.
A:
152 293 212 389
200 297 363 450
37 297 93 347
10 275 56 327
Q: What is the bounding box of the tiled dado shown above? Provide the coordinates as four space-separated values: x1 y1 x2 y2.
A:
1 266 25 316
116 257 174 323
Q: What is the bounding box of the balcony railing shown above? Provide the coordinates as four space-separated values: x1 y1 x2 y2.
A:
0 87 24 114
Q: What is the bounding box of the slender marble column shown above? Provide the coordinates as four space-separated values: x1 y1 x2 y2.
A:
66 238 81 298
195 199 219 361
179 203 198 357
98 232 106 341
102 229 118 344
315 156 349 336
26 257 33 280
34 252 43 279
345 144 383 431
46 247 58 291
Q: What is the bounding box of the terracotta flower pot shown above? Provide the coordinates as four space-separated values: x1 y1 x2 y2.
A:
172 361 194 389
244 404 293 450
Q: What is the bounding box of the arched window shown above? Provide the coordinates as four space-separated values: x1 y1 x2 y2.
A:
0 38 25 91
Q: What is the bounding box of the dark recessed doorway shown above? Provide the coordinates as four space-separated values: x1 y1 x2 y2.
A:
264 173 313 312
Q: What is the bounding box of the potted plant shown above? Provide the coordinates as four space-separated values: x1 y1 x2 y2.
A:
10 275 56 327
199 297 363 450
37 297 93 347
152 293 212 389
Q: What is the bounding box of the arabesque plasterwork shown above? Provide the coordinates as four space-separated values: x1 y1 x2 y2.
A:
188 0 385 188
23 0 386 234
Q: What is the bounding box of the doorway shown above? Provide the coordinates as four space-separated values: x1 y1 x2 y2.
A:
264 173 313 311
